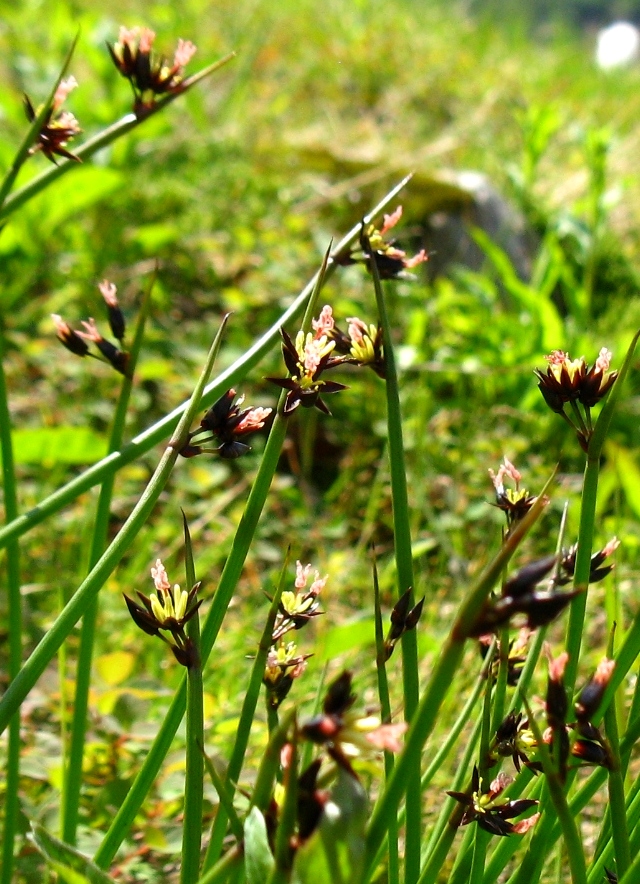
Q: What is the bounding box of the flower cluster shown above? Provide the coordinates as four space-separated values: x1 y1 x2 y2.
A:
263 561 326 709
329 315 386 378
479 627 532 686
535 348 618 451
488 712 538 773
488 651 616 784
107 27 197 114
338 206 428 280
123 559 202 667
180 389 272 459
557 537 620 586
266 306 347 415
300 671 407 777
24 76 81 164
469 555 581 637
560 655 615 770
447 767 539 837
489 457 539 534
52 280 129 375
383 587 425 661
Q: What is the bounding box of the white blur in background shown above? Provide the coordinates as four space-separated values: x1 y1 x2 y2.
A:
596 21 640 69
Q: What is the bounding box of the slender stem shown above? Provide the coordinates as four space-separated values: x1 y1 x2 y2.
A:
0 319 227 736
521 698 587 884
0 321 22 884
269 731 298 884
195 845 243 884
618 842 640 884
202 553 291 871
0 175 413 552
0 36 78 207
565 330 640 695
182 516 204 884
95 238 336 868
468 651 495 884
563 451 600 695
369 645 490 879
588 775 640 884
604 692 630 878
0 53 236 222
364 483 551 879
62 279 152 844
368 239 420 884
373 556 399 884
93 396 288 869
416 718 483 884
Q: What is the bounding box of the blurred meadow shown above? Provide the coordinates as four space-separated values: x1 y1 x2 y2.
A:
1 0 640 881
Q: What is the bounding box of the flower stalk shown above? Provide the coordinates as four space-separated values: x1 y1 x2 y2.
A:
0 319 22 884
0 316 229 736
364 219 421 884
182 515 205 884
0 175 413 553
62 276 153 845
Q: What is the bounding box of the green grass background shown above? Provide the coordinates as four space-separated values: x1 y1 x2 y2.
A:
1 1 640 880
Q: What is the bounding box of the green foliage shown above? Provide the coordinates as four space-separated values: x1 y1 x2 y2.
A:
1 3 640 884
30 824 117 884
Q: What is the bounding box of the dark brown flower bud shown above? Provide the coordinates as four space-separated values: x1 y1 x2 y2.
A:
575 659 615 723
52 314 89 357
504 555 557 598
297 759 329 841
323 671 356 716
99 280 126 342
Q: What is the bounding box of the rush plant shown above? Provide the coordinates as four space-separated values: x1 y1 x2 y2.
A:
1 23 640 884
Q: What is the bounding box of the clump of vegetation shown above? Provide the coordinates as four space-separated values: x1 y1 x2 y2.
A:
1 5 640 884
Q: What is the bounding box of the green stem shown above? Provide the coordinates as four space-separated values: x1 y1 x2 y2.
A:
0 36 78 207
521 697 587 884
0 53 236 221
269 731 298 884
94 239 336 869
0 319 227 737
202 553 291 871
563 452 599 695
93 388 287 869
369 644 490 879
62 279 152 845
373 557 399 884
604 692 630 878
196 846 243 884
468 650 495 884
588 774 640 884
619 845 640 884
416 718 483 884
364 483 551 880
0 321 22 884
183 516 204 884
368 237 420 884
484 681 640 884
565 330 640 695
0 175 412 552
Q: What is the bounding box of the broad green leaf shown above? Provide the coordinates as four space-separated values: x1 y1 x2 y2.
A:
244 806 275 884
7 426 106 466
30 823 117 884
